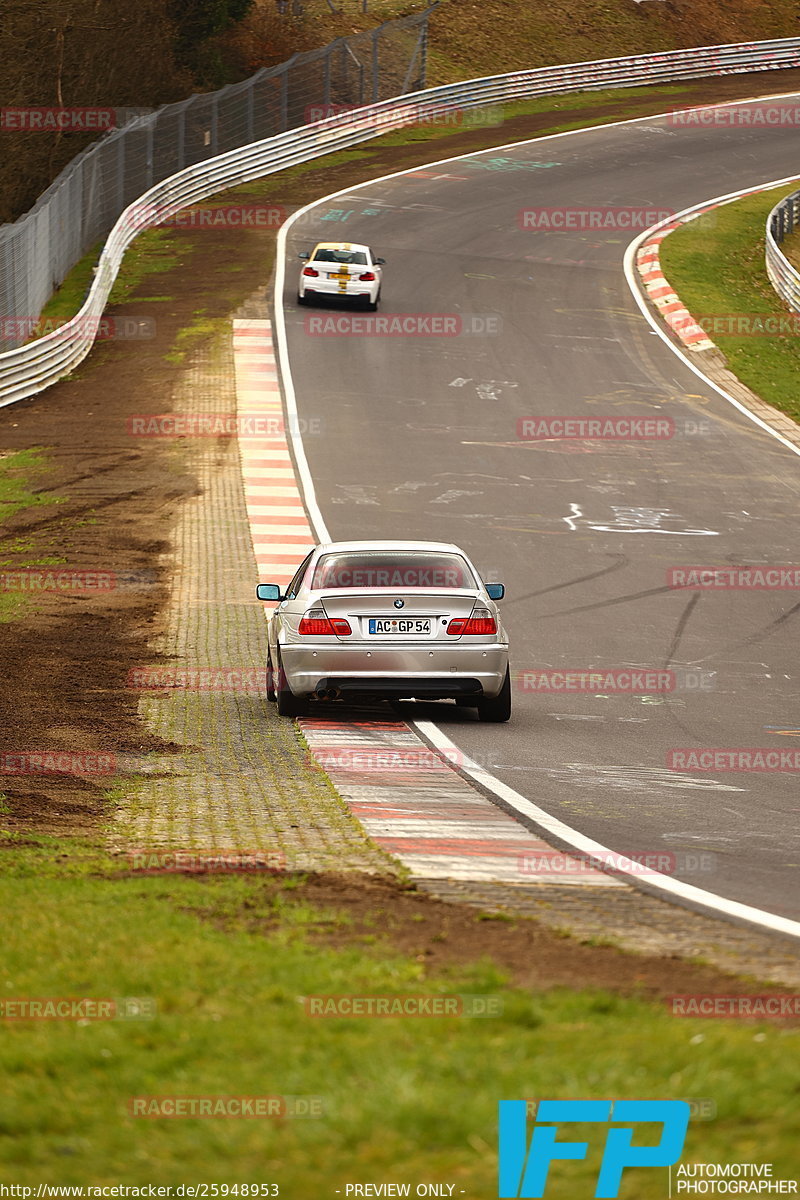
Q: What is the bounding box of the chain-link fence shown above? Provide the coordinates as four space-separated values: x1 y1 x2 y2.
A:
0 5 436 349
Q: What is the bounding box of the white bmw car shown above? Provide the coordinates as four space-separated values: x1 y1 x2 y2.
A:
297 242 384 309
257 540 510 722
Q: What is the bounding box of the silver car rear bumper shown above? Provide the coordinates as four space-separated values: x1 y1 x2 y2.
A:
280 642 508 698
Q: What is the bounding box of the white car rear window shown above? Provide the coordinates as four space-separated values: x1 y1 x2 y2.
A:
313 249 368 265
312 553 476 590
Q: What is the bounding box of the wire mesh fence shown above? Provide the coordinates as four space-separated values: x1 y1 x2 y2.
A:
0 5 436 349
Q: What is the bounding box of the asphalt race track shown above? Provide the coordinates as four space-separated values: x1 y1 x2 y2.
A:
279 98 800 923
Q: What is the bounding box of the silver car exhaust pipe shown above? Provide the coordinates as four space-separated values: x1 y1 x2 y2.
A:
315 685 341 700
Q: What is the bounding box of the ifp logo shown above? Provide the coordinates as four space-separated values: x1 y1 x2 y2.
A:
498 1099 690 1197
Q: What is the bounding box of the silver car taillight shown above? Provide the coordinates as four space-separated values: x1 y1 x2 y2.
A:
298 607 352 636
446 605 497 636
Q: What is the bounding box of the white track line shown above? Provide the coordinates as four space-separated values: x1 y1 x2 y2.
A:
273 96 800 939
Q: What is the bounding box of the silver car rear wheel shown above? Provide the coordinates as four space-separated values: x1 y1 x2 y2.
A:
477 667 511 723
276 651 307 718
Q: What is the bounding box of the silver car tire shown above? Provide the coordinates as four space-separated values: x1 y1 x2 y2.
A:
275 651 307 718
477 667 511 723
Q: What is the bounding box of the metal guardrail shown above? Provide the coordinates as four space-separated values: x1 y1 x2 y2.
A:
4 35 800 407
766 190 800 310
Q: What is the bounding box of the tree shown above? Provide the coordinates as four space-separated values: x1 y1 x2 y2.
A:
167 0 255 66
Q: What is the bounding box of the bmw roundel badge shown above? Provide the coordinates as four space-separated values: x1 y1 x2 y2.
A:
394 599 404 609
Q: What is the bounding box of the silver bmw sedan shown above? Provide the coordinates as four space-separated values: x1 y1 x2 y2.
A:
256 540 510 721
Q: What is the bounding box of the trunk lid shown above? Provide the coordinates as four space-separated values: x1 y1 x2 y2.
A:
319 590 477 642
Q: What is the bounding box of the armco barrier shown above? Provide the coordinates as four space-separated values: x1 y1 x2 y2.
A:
766 189 800 311
4 35 800 407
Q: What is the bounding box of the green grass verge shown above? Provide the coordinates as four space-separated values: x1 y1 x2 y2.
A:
659 183 800 424
0 449 58 525
29 228 192 348
0 836 796 1187
33 244 104 335
107 228 192 307
0 449 64 622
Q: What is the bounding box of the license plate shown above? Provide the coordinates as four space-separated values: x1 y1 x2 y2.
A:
368 618 431 635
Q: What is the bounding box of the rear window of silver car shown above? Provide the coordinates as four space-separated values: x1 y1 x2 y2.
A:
311 552 476 591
